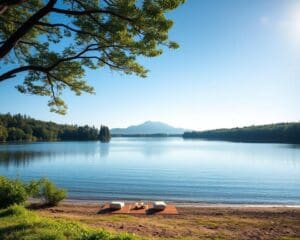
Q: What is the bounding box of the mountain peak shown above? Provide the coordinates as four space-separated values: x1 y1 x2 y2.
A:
141 121 170 126
111 121 187 135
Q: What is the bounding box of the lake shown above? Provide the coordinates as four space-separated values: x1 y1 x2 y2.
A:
0 138 300 204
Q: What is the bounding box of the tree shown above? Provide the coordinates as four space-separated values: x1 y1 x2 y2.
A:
7 127 26 141
0 113 109 141
99 125 111 142
0 124 8 141
0 0 185 114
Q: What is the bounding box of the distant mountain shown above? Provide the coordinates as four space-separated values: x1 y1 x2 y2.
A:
111 121 188 135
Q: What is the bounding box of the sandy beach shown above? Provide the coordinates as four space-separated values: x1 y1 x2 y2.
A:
33 200 300 240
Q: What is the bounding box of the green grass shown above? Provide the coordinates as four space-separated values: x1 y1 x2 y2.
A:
0 205 137 240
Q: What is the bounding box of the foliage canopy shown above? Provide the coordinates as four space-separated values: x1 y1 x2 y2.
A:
0 0 184 114
0 113 103 142
183 122 300 143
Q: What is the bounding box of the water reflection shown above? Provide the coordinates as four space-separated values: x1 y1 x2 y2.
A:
99 143 109 158
0 151 53 167
114 137 175 157
287 144 300 149
0 141 111 167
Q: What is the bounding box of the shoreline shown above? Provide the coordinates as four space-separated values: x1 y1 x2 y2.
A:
61 198 300 208
36 200 300 239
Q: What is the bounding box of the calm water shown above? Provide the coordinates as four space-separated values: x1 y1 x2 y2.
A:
0 138 300 204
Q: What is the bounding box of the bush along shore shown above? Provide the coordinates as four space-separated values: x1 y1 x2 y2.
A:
0 176 136 240
0 176 66 207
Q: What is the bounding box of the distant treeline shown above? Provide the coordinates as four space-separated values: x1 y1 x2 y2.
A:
0 113 110 142
183 122 300 143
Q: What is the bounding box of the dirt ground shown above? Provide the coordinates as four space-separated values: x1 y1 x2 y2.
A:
35 203 300 240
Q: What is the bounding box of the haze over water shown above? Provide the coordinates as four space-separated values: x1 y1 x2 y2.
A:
1 138 300 204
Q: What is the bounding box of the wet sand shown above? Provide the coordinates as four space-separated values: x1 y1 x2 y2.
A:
61 198 300 208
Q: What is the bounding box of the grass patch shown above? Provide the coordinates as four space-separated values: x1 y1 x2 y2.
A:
0 205 137 240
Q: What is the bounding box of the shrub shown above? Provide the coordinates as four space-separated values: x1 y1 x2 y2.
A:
0 176 67 208
25 179 41 196
79 231 111 240
78 232 136 240
0 176 28 208
111 234 137 240
34 178 67 206
0 204 27 217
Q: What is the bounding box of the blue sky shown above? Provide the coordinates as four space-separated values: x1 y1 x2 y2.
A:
1 0 300 130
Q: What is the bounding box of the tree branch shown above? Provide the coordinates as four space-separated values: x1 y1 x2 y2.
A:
0 0 57 59
36 21 101 39
0 44 99 82
51 7 134 22
36 22 133 50
46 73 61 106
0 0 24 5
0 65 46 82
